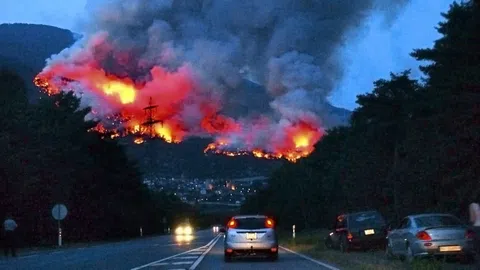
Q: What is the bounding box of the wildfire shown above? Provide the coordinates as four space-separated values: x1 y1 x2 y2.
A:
99 80 136 104
33 38 324 163
202 120 322 163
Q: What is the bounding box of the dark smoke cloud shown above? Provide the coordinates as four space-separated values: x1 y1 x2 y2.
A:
55 0 410 126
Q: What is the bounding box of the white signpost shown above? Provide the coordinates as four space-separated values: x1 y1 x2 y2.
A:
52 204 68 247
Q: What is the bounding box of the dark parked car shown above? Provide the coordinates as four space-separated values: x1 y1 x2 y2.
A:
325 210 387 252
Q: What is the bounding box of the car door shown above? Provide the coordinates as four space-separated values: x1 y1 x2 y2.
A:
398 218 413 255
390 218 409 253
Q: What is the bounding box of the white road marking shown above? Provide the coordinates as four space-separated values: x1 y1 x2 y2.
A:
130 249 200 270
174 256 198 259
20 254 38 259
172 261 194 265
131 235 220 270
151 262 169 266
280 246 340 270
51 251 63 254
188 235 221 270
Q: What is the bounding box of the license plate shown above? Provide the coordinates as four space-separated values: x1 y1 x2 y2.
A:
439 246 461 252
364 229 375 235
246 232 257 240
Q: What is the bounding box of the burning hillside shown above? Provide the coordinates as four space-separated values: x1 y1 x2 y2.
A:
34 65 323 162
33 0 406 162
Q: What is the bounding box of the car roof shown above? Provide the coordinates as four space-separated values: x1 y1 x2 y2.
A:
343 210 380 216
233 215 267 219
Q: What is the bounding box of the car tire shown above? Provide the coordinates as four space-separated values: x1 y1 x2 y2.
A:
339 235 350 253
405 245 415 263
325 238 333 249
224 252 232 262
269 253 278 261
461 254 475 264
385 242 394 260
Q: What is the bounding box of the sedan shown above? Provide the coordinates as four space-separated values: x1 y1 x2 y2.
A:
386 213 475 262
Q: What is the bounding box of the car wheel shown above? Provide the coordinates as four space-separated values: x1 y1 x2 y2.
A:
461 254 475 264
339 235 349 253
405 245 415 263
268 253 278 261
325 238 333 249
385 242 394 260
224 252 232 262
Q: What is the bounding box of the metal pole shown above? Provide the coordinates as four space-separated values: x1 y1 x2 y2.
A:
140 227 143 237
58 220 62 247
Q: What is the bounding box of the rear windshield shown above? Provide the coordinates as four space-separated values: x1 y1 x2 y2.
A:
414 215 463 227
348 212 385 228
235 217 267 229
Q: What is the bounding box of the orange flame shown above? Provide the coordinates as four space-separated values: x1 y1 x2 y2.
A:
34 64 323 163
202 121 321 163
99 80 136 104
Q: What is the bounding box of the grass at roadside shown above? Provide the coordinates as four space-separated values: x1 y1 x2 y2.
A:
279 229 476 270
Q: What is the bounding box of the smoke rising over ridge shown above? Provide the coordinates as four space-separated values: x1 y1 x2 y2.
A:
36 0 410 161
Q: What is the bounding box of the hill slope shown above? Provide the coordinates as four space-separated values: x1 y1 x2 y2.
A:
0 23 351 179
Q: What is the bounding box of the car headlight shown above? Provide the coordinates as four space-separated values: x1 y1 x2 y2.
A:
175 227 184 235
184 226 193 235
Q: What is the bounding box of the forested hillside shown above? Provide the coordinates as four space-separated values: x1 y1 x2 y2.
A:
242 1 480 230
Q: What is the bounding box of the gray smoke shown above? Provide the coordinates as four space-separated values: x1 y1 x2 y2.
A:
77 0 410 121
42 0 410 152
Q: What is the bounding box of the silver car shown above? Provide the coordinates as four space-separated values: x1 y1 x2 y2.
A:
386 213 476 262
223 215 278 262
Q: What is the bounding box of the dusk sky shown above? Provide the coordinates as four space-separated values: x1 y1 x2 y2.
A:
4 0 454 110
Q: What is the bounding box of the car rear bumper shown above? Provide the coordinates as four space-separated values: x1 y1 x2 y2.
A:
225 240 278 251
412 240 475 257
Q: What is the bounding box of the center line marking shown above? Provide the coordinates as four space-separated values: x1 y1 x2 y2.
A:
131 235 221 270
172 261 194 265
151 262 169 266
188 235 221 270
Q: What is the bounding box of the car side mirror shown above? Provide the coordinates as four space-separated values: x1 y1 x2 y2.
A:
219 228 226 233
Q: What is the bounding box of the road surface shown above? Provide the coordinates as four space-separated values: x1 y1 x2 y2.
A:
0 230 339 270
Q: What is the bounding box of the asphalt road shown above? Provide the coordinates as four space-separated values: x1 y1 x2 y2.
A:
0 230 216 270
0 230 340 270
196 235 339 270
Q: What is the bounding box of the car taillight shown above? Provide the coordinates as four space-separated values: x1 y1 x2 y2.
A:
465 229 476 240
265 218 274 228
227 219 237 228
416 231 432 241
347 232 353 240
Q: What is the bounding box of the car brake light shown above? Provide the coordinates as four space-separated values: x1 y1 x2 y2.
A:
265 218 274 228
347 232 353 240
227 219 237 228
416 231 432 241
466 229 476 239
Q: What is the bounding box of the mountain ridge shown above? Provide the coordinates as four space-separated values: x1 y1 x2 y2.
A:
0 23 352 178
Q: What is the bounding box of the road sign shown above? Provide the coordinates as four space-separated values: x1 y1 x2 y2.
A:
52 204 68 221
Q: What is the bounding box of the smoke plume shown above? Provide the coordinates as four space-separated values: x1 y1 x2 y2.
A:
36 0 410 161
